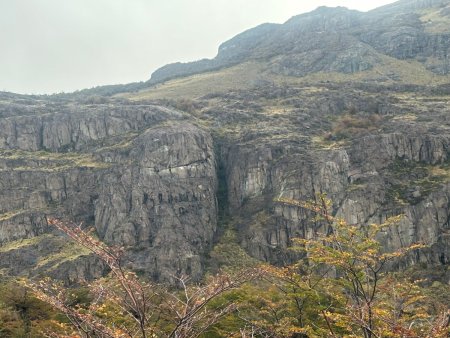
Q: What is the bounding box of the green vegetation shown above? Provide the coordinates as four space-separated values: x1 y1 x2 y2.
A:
35 241 91 270
0 199 445 337
0 149 110 172
0 281 70 337
387 160 450 205
208 229 258 272
282 53 450 86
0 210 27 222
127 59 401 102
95 131 139 152
313 112 384 146
122 54 450 104
0 235 49 253
0 234 91 277
330 113 383 140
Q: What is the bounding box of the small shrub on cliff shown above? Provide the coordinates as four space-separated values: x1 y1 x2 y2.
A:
326 113 383 141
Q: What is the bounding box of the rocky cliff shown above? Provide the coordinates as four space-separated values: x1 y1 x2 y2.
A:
204 84 450 277
0 0 450 284
0 98 217 283
148 0 450 84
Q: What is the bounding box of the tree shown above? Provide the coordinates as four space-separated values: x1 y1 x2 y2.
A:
0 281 67 337
21 201 450 337
265 194 450 337
28 218 259 338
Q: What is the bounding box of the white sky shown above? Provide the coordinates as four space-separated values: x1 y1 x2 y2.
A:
0 0 396 94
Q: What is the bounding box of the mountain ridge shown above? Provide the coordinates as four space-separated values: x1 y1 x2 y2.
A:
147 0 450 87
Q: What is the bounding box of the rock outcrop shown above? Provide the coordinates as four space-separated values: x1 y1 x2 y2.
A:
1 0 450 285
227 133 450 268
94 124 217 282
0 100 217 283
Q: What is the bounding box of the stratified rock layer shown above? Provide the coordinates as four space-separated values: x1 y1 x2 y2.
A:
0 100 217 283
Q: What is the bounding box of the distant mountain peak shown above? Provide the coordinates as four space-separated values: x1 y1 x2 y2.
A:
310 5 354 13
371 0 449 12
285 5 361 30
148 0 450 84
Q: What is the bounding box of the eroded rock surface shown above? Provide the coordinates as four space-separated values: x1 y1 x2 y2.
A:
0 99 217 283
1 0 450 284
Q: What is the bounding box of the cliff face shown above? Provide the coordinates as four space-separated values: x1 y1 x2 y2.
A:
94 124 217 282
198 82 449 280
0 99 217 283
1 0 450 284
227 133 450 267
0 88 449 283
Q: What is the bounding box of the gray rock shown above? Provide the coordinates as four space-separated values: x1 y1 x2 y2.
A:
148 1 450 84
95 123 217 282
2 1 450 286
0 102 217 283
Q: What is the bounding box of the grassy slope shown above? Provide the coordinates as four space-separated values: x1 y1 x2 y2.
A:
122 55 450 102
419 5 450 34
121 62 269 101
0 234 91 274
0 149 110 172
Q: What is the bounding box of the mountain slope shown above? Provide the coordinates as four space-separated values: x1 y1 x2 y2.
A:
0 0 449 285
147 0 450 87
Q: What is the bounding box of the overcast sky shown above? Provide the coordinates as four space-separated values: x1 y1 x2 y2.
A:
0 0 396 94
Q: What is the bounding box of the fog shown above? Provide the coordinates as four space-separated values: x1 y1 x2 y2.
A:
0 0 396 94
